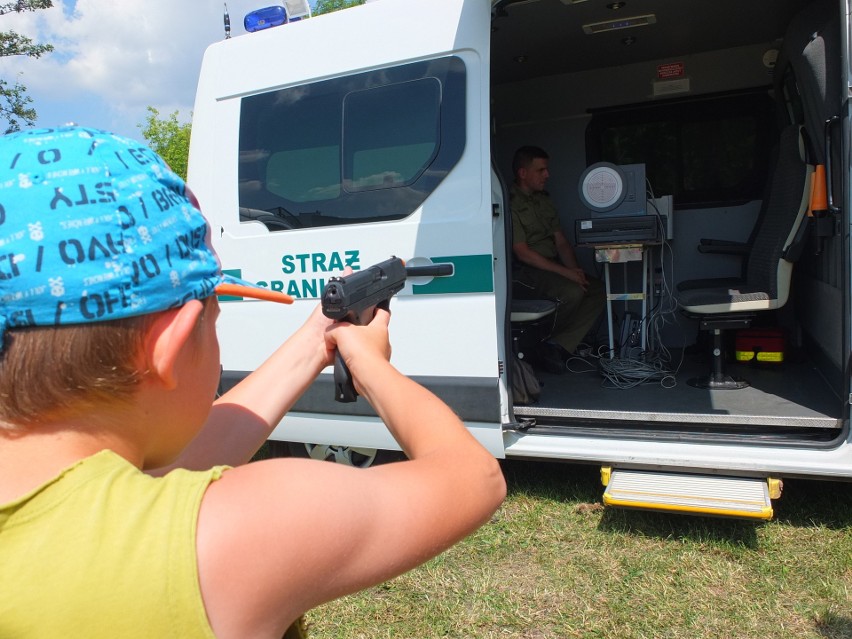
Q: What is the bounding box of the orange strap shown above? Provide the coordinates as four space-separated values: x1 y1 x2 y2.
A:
809 164 828 216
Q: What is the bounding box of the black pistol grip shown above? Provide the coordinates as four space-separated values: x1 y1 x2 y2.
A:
333 351 358 403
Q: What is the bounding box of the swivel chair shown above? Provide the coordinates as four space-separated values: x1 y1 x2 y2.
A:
677 125 812 389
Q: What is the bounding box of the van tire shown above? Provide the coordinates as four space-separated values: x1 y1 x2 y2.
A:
287 442 401 468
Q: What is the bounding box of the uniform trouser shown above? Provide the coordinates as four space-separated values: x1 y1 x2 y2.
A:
516 266 606 354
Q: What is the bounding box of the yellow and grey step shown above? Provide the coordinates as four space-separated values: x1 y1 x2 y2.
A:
601 467 782 520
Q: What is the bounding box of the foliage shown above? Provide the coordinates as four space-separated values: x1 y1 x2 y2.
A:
313 0 364 16
138 107 192 180
0 0 53 133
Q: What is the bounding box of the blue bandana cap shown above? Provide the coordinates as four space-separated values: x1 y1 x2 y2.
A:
0 126 292 349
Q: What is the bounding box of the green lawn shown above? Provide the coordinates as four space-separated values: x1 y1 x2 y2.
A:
303 459 852 639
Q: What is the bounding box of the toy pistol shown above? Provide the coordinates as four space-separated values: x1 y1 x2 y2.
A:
321 256 452 402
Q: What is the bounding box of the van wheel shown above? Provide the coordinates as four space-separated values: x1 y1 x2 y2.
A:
287 442 396 468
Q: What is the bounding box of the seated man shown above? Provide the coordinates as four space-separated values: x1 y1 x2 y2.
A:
510 146 605 370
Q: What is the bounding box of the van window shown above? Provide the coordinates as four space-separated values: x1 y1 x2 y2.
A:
586 91 777 207
238 57 466 230
343 79 441 191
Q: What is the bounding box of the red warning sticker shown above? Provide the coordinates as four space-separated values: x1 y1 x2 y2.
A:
657 62 685 79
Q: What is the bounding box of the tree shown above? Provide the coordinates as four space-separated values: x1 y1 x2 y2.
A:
0 0 53 133
314 0 364 16
138 107 192 180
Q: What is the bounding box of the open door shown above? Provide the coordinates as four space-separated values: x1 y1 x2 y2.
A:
189 0 504 456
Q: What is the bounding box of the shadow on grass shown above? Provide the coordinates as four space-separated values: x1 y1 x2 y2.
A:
597 507 761 548
500 458 602 503
815 612 852 639
770 477 852 530
501 457 852 534
501 458 764 548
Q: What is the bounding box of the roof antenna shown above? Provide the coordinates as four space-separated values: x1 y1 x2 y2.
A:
224 3 231 39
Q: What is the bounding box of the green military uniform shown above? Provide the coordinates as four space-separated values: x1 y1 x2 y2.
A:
510 185 605 354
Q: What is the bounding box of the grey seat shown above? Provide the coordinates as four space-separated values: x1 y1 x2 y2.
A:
683 0 841 292
510 287 557 361
510 298 557 323
677 125 812 389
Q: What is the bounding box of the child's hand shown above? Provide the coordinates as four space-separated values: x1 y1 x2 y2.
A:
295 303 338 370
296 266 360 372
324 307 392 395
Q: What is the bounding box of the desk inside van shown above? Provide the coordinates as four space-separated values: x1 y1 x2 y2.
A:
594 243 655 358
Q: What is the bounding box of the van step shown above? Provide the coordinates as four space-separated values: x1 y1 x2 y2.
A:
601 468 780 520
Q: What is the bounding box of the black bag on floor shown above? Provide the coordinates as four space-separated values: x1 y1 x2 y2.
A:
511 356 541 405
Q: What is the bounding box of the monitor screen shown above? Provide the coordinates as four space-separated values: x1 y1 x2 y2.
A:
578 162 646 218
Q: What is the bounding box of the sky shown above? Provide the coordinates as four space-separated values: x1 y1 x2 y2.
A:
0 0 306 139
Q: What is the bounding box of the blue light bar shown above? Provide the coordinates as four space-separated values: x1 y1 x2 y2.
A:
244 5 287 32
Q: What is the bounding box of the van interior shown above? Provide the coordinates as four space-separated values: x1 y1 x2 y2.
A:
490 0 848 445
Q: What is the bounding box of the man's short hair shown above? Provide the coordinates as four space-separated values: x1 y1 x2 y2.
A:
512 146 549 177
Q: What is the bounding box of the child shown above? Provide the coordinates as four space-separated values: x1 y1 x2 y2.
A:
0 126 506 638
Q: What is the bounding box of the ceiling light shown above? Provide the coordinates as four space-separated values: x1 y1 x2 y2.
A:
607 2 626 9
583 14 656 35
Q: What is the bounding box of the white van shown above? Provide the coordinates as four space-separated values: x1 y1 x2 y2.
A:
188 0 851 519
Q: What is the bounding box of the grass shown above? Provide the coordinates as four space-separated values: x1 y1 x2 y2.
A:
296 458 852 639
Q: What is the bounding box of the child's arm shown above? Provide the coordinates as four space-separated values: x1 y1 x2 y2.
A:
148 305 334 475
195 309 507 639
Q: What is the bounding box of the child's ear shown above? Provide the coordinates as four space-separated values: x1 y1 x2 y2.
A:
144 301 204 389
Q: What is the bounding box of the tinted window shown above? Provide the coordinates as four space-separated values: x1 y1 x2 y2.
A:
238 57 466 230
586 91 777 207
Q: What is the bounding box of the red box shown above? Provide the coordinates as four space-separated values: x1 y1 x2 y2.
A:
735 328 785 363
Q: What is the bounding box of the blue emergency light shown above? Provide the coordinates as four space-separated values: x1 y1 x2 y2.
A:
244 5 288 32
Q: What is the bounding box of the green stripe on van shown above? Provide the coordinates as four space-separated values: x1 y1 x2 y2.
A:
219 269 247 302
411 254 493 295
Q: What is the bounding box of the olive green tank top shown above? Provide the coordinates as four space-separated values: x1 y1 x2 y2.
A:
0 449 227 638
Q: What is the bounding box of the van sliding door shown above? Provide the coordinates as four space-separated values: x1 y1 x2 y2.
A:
191 0 503 455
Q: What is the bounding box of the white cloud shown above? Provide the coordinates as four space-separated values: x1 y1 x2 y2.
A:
0 0 275 136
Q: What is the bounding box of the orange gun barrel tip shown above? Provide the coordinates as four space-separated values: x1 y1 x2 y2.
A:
215 283 295 304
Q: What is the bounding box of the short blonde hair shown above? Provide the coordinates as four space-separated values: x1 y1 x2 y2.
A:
0 313 158 426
